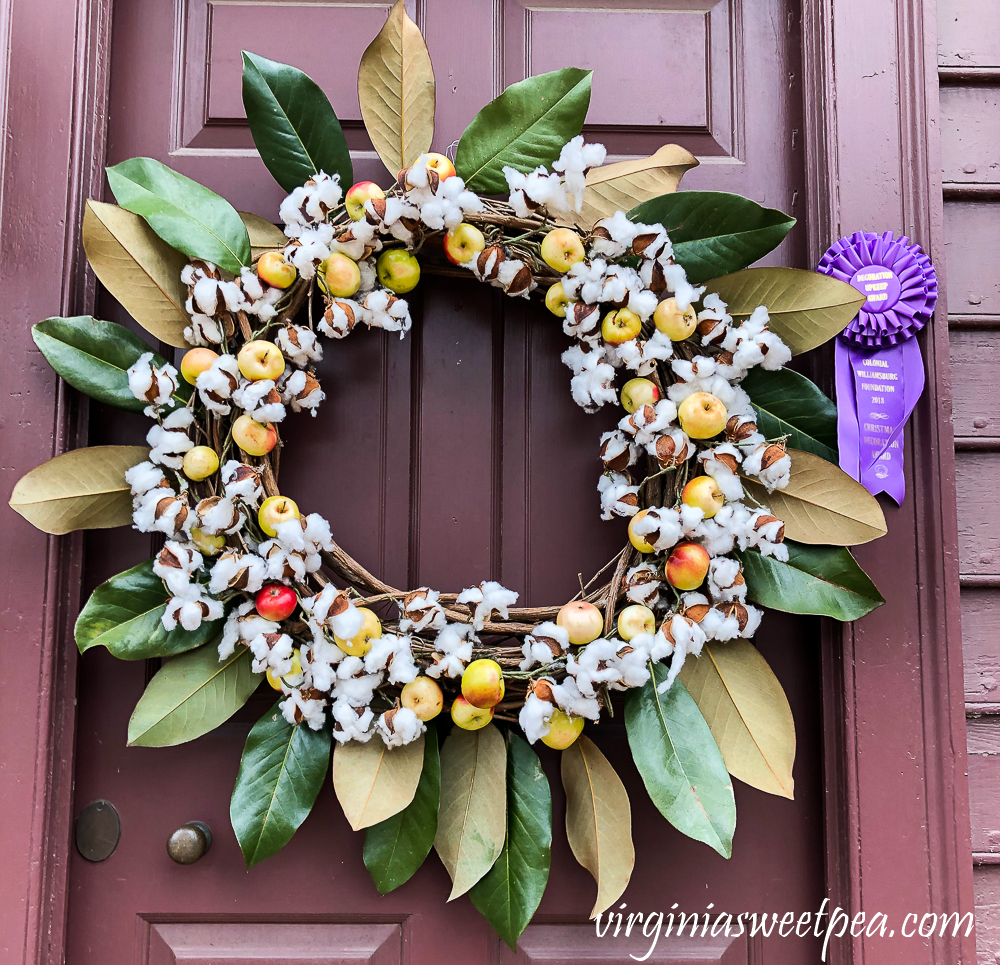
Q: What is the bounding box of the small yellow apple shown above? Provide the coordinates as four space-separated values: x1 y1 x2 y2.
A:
540 228 585 272
258 495 300 537
376 249 421 294
620 377 660 413
345 180 385 220
556 601 604 646
443 223 486 264
181 445 220 482
665 542 711 591
414 152 456 182
232 414 277 457
451 695 494 730
266 649 302 691
257 251 297 289
682 475 725 518
654 297 698 340
677 392 728 439
601 307 642 344
190 526 226 556
461 658 505 709
400 677 444 721
322 253 362 298
628 509 656 554
334 606 381 657
544 282 572 318
237 339 285 381
541 709 585 750
180 348 219 386
617 604 656 640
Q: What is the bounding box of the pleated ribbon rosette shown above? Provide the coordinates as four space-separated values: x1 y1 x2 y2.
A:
818 230 937 504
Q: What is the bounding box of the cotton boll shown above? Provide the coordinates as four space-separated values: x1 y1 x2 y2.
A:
456 581 518 630
330 699 375 744
194 495 243 535
707 556 747 602
153 540 203 597
146 422 193 470
757 330 792 370
221 461 263 506
127 353 179 415
125 461 167 497
614 636 653 689
568 351 618 411
364 633 419 685
656 614 707 692
427 623 478 679
196 354 242 415
233 379 286 424
363 290 411 336
623 563 663 608
399 587 447 633
567 638 622 696
275 325 323 367
519 692 556 743
162 584 224 632
631 506 684 552
377 706 425 747
742 442 791 491
548 675 602 721
589 210 640 258
184 313 224 347
318 299 367 338
208 549 267 594
282 369 326 416
598 471 639 520
520 621 570 671
280 690 328 731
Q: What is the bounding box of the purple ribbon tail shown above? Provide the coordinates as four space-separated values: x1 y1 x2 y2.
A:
835 340 861 481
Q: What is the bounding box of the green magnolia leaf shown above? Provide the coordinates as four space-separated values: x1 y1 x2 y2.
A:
75 559 223 660
469 731 551 950
127 643 261 747
455 68 592 195
364 721 441 894
625 664 735 857
32 316 190 414
231 701 332 868
628 191 795 283
735 541 884 621
242 52 352 194
106 158 251 273
740 367 838 463
702 267 866 355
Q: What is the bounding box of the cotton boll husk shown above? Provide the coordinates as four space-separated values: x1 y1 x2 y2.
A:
599 429 639 472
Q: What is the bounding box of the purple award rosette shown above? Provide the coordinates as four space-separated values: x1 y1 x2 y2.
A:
817 230 937 504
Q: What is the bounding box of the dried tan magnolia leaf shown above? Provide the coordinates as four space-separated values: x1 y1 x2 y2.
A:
81 200 190 348
358 0 435 174
680 640 795 799
562 735 635 918
9 445 150 535
743 448 887 545
572 144 699 227
434 724 506 901
702 267 866 355
332 733 424 831
239 211 287 255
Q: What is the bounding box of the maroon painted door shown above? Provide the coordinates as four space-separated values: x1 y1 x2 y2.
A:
66 1 822 961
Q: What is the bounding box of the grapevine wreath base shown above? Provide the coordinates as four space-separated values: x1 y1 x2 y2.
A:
11 2 891 946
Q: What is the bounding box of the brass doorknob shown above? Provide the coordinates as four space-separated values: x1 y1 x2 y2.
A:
166 821 212 864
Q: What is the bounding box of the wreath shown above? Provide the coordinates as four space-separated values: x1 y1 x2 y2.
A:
11 2 888 946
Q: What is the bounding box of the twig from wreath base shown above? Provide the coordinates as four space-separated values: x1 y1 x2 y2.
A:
603 544 637 637
274 279 310 329
419 262 557 289
465 211 548 233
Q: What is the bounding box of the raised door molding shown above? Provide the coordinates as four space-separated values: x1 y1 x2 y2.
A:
144 921 402 965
